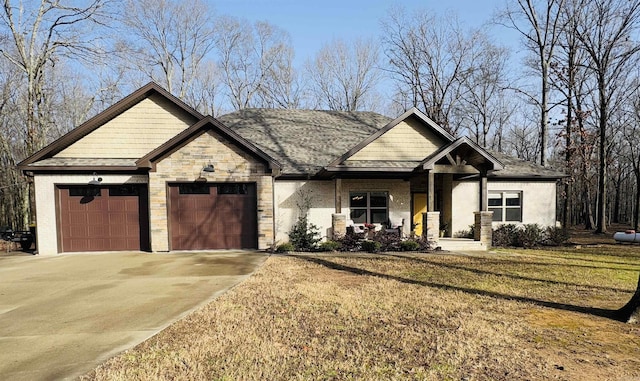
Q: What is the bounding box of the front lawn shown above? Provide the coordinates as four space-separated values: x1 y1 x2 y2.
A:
82 246 640 381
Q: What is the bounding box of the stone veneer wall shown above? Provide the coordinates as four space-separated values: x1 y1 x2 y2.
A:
149 130 274 251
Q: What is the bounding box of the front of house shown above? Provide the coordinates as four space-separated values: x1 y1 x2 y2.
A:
19 83 563 255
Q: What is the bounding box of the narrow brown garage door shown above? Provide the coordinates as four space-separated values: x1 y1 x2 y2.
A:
57 185 149 252
169 183 257 250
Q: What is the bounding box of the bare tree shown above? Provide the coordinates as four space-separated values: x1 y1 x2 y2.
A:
0 0 114 226
305 38 382 111
499 0 565 166
573 0 640 234
459 39 512 147
120 0 216 99
381 8 480 134
0 0 113 154
215 17 296 110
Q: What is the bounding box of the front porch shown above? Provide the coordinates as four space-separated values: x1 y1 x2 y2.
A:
328 137 502 249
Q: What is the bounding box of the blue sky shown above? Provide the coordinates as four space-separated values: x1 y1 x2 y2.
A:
215 0 519 66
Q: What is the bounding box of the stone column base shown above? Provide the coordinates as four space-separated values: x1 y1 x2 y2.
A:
474 211 493 247
332 214 346 239
424 212 440 245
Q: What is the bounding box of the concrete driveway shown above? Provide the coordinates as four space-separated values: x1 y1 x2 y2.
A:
0 251 267 381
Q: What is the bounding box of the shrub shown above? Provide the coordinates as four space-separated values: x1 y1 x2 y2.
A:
334 233 361 252
288 216 320 251
361 240 381 253
318 240 341 252
372 231 403 252
544 226 569 246
275 242 294 253
454 225 475 239
492 224 520 247
400 240 420 251
517 224 543 248
492 224 547 248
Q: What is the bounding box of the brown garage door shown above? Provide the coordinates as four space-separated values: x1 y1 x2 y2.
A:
169 183 257 250
57 185 149 252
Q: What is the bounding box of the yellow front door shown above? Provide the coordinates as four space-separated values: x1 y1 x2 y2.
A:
412 193 427 237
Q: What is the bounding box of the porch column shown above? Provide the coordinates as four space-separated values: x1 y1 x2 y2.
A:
423 211 440 245
474 211 493 248
426 170 435 212
332 178 346 238
479 169 488 211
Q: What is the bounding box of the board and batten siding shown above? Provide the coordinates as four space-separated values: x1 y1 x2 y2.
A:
55 93 199 159
348 116 447 161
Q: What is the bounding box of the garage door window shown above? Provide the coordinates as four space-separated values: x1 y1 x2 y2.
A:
109 185 141 196
218 184 249 194
69 187 101 197
178 183 210 194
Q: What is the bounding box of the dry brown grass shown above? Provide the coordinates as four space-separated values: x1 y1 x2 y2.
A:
82 246 640 381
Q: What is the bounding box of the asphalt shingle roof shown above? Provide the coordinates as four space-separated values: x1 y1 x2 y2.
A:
219 109 564 179
218 109 390 174
489 151 565 178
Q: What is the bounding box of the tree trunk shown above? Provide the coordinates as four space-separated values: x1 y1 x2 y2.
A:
595 76 608 234
617 273 640 324
613 173 621 224
583 180 595 230
635 170 640 230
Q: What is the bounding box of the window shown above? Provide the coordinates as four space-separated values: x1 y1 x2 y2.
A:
218 184 249 195
178 183 210 194
350 191 388 224
489 191 522 222
109 185 141 196
69 187 101 197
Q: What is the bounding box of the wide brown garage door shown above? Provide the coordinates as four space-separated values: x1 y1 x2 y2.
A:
169 182 257 250
57 185 149 252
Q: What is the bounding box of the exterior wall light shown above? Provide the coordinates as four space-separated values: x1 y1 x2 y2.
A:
88 172 102 186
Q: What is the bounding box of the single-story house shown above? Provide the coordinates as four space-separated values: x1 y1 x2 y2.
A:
18 83 564 255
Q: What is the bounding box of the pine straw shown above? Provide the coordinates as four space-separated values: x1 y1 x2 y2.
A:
82 248 640 381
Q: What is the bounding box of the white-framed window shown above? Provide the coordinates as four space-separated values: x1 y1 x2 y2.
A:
349 191 388 224
488 191 522 222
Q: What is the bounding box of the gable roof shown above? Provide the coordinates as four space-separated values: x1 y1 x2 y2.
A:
420 136 504 172
327 107 455 167
136 116 281 171
217 109 390 175
18 82 204 169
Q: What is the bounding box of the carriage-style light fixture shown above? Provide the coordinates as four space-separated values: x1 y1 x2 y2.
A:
88 172 102 186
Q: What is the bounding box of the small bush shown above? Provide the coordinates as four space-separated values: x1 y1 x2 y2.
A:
334 233 361 252
275 242 294 253
492 224 520 247
372 231 403 252
361 240 381 253
400 240 420 251
492 224 548 248
517 224 543 248
288 216 320 251
318 240 341 252
455 225 475 239
544 226 569 246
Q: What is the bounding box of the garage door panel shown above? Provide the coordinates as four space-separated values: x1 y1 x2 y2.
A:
58 186 149 252
169 183 257 250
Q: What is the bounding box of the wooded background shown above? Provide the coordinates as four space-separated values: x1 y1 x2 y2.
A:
1 0 639 234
